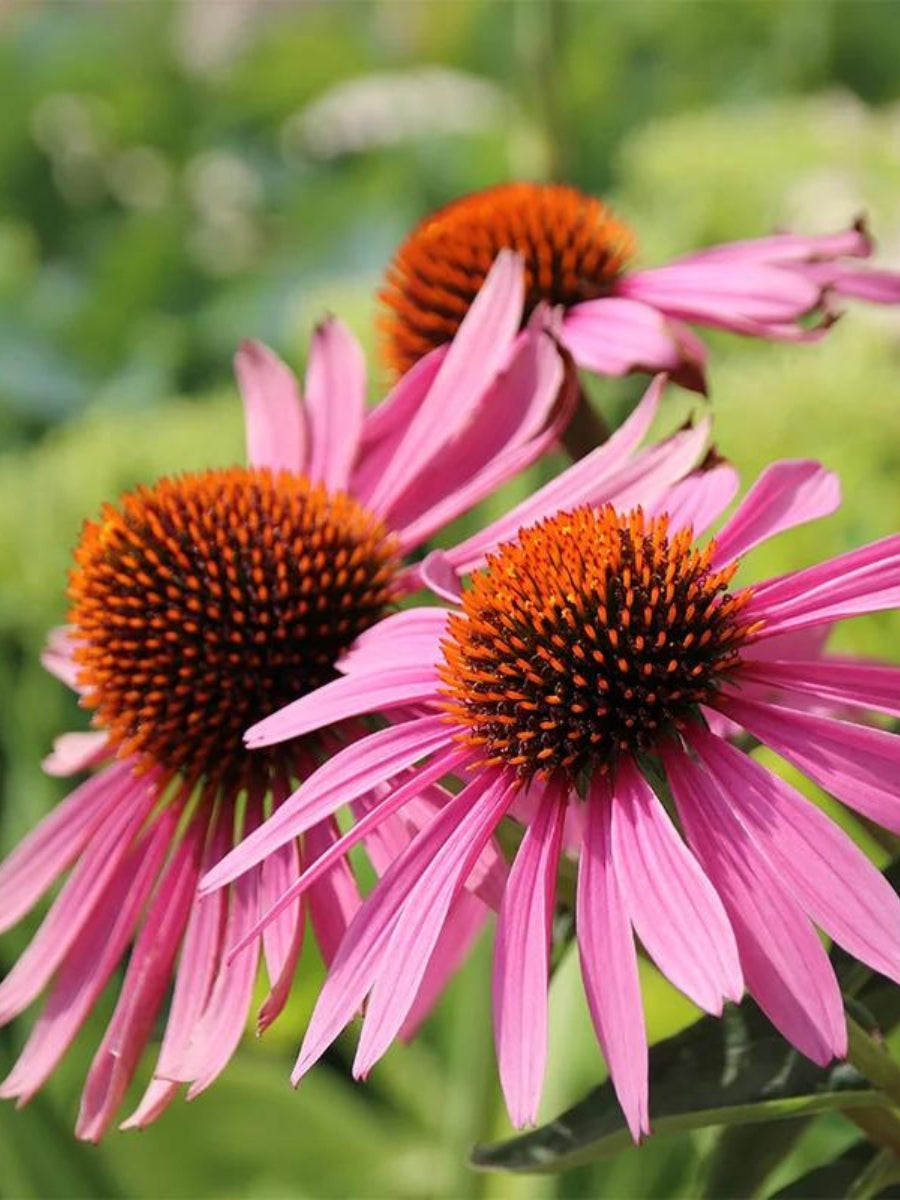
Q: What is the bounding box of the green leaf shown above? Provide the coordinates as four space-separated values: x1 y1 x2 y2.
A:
772 1142 900 1200
471 1003 883 1176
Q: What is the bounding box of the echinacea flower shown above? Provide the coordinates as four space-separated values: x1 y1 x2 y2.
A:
0 254 588 1139
205 455 900 1141
380 182 900 392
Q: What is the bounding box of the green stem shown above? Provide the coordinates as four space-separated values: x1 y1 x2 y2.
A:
849 1145 900 1200
561 383 611 461
847 1017 900 1109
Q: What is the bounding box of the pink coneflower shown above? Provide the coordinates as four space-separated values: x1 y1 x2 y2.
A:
205 457 900 1140
0 254 598 1139
380 182 900 391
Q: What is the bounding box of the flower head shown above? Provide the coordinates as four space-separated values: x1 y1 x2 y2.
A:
0 255 591 1139
381 182 900 392
207 456 900 1140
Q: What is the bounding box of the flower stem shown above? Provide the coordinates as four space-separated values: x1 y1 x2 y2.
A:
561 382 611 461
847 1016 900 1109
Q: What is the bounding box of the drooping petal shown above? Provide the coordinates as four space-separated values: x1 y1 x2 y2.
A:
493 782 566 1127
615 261 821 326
168 866 261 1098
664 743 846 1065
202 715 454 894
256 835 305 1034
610 760 742 1013
400 887 488 1040
293 771 512 1084
0 759 136 934
0 808 176 1106
689 726 900 985
353 772 516 1077
561 297 701 381
234 339 307 475
576 774 649 1141
672 223 870 266
0 772 159 1019
304 817 362 968
76 817 203 1141
364 251 525 516
717 695 900 836
123 815 230 1130
232 745 476 963
799 263 900 304
303 317 367 490
710 461 840 569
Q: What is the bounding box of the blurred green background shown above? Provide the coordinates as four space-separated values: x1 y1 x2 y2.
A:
2 1 900 1196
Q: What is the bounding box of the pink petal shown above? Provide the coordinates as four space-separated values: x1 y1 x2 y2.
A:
710 461 841 569
353 772 516 1076
561 297 699 379
304 317 366 490
244 665 440 747
337 607 451 673
737 657 900 720
203 715 453 894
41 627 80 691
42 730 110 777
76 819 203 1141
0 759 136 934
745 533 900 638
718 695 900 836
304 817 362 968
689 727 900 986
364 251 525 516
616 262 821 325
444 374 668 573
232 745 473 961
256 837 305 1035
234 339 307 475
168 866 261 1097
664 743 846 1065
0 808 176 1106
383 325 564 545
414 552 463 604
577 774 649 1141
0 771 159 1018
493 783 566 1127
610 760 742 1012
293 771 512 1084
800 263 900 304
400 888 488 1040
123 817 231 1130
351 349 446 505
674 224 871 266
649 461 740 538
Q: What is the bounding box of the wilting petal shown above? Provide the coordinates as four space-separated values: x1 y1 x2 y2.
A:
234 340 307 475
